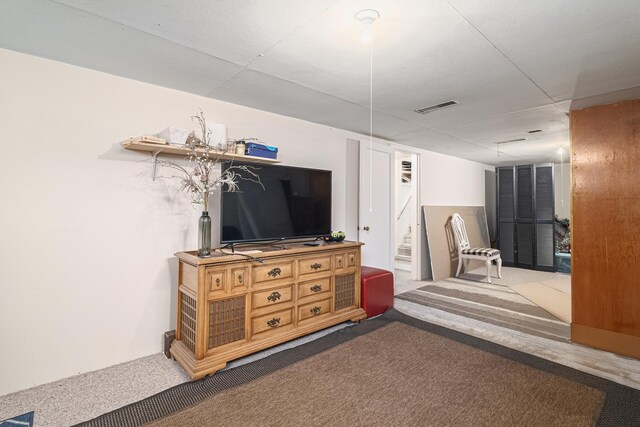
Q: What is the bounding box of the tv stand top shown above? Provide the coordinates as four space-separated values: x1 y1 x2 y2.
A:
214 248 264 255
176 240 362 266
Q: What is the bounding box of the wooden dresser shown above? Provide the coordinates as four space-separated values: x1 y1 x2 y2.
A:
171 241 366 379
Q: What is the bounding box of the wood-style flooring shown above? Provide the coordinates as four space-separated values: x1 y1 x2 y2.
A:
394 266 640 390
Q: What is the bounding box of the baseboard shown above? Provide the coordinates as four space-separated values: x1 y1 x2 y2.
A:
395 255 411 272
572 323 640 360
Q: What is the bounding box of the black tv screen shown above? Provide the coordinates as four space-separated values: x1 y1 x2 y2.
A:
220 162 332 243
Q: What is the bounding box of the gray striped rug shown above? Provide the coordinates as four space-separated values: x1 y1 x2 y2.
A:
396 281 570 342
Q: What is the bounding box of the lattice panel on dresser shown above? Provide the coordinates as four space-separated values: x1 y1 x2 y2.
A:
335 274 356 310
180 292 197 353
209 296 246 349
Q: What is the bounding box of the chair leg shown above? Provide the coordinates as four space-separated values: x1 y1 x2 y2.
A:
497 258 503 278
486 259 492 283
456 256 463 277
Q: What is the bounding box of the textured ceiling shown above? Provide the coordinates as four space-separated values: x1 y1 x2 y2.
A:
1 0 639 166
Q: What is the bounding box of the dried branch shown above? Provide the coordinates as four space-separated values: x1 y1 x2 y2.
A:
154 110 263 211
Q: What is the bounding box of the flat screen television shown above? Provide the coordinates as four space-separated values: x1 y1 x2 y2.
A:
220 162 332 244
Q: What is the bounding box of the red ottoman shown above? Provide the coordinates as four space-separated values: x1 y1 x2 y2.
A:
361 266 394 318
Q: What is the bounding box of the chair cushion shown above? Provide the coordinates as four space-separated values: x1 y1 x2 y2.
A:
462 248 501 257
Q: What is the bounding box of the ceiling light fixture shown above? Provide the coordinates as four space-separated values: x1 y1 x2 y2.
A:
355 9 380 44
493 138 527 144
415 101 458 115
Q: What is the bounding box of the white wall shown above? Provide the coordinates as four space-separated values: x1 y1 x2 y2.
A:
0 48 493 395
411 149 493 279
554 163 571 219
0 48 394 395
344 139 360 240
418 150 493 206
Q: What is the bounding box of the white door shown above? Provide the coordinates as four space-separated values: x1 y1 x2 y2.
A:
359 140 393 270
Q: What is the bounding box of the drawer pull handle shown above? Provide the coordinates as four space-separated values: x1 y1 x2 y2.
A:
215 278 221 285
267 317 281 328
237 275 243 284
310 285 322 293
268 267 282 278
267 291 282 303
311 263 322 270
338 259 343 266
310 306 321 315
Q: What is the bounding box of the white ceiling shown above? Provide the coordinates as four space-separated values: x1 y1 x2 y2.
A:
2 0 639 166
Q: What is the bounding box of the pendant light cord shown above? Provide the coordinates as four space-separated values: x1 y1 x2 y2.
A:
369 30 374 213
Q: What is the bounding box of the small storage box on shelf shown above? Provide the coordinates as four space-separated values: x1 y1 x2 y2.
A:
244 142 278 159
171 241 367 379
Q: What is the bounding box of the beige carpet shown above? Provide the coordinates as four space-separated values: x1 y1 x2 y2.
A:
510 276 572 323
150 322 602 427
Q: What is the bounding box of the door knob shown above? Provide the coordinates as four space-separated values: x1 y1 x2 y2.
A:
363 226 370 231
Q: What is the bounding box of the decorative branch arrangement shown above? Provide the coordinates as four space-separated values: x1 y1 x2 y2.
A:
156 110 263 211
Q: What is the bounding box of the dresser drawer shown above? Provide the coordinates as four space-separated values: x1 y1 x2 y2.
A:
298 298 332 322
297 277 331 299
205 268 227 296
252 284 293 310
298 256 331 276
334 253 346 271
231 267 248 291
253 261 294 285
252 308 293 336
347 252 357 268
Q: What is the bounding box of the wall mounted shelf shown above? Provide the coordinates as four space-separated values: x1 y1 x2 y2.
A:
122 139 281 165
123 138 280 180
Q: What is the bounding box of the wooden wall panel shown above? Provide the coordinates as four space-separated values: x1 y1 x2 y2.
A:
571 99 640 358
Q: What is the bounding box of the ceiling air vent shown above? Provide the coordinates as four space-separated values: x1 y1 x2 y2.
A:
493 138 527 144
415 100 458 114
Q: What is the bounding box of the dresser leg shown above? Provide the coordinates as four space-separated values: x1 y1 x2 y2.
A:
192 362 228 381
350 313 367 323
